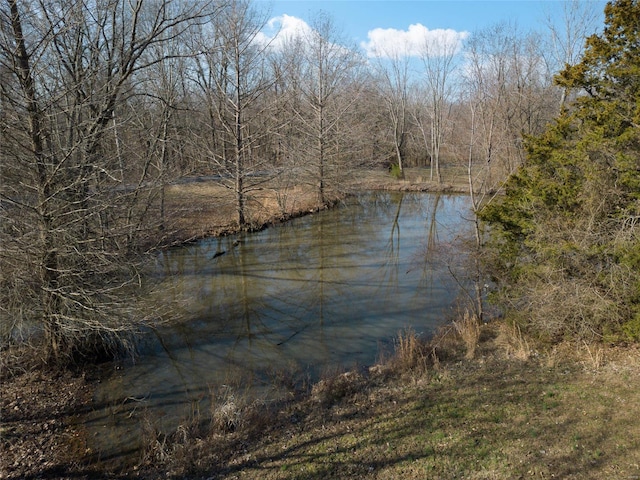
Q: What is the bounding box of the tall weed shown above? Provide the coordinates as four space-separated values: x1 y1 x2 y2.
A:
496 321 531 361
392 327 428 373
452 311 481 359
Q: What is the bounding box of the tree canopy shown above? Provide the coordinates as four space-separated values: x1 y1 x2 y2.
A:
481 0 640 341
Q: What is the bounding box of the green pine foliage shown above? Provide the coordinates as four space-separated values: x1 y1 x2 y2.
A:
481 0 640 342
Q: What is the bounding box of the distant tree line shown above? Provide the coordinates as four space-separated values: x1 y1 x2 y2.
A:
0 0 604 363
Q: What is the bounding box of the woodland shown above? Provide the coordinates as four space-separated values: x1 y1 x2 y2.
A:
1 0 638 364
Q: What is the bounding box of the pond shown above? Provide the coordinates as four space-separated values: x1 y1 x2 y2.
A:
86 192 472 460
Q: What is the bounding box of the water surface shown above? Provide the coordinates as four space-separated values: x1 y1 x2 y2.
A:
88 192 471 458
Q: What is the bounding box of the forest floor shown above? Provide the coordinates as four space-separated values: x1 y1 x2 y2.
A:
2 168 640 479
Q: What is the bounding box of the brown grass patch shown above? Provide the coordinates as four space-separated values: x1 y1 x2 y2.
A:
452 310 481 359
389 327 429 374
495 320 533 360
159 180 327 246
157 169 471 247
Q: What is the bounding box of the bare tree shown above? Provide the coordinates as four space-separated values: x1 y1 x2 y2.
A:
463 22 554 188
285 11 365 204
0 0 210 364
190 0 276 227
144 31 191 230
371 45 411 177
415 33 460 183
543 0 600 107
462 22 558 320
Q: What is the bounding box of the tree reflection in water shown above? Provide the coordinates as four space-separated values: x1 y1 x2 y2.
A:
87 192 471 459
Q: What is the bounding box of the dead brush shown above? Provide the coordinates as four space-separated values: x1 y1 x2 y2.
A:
582 340 605 370
452 311 481 359
210 386 245 433
208 384 271 435
311 369 364 406
140 407 205 470
264 362 310 397
391 327 428 373
496 321 531 361
140 413 171 464
427 323 462 364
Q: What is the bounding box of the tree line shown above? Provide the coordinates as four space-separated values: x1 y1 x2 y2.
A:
0 0 603 363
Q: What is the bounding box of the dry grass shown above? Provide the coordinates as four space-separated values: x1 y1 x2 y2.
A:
582 340 605 370
452 310 481 359
157 182 329 248
350 166 474 193
208 385 265 434
157 169 470 247
390 327 429 374
311 370 366 407
495 320 533 361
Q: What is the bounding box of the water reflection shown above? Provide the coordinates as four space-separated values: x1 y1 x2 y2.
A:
88 192 470 458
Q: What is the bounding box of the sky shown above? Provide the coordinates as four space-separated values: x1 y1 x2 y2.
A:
255 0 607 58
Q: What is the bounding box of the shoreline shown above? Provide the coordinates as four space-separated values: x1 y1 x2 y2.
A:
8 171 637 479
152 169 471 250
2 171 460 478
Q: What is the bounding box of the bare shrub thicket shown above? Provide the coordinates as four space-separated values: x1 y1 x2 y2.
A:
496 276 624 343
0 0 212 364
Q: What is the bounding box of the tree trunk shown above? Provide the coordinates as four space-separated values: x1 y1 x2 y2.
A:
9 0 64 360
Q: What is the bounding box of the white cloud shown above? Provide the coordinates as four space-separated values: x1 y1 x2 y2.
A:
256 14 314 50
361 24 469 58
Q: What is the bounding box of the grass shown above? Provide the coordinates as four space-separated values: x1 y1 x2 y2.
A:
147 166 474 250
135 323 640 479
389 327 429 373
452 310 481 359
350 166 474 193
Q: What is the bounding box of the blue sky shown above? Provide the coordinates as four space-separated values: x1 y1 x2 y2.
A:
256 1 606 58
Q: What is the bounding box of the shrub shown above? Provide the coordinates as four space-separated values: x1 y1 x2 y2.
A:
389 163 404 179
622 313 640 342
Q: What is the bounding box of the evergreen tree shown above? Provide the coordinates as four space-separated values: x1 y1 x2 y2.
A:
481 0 640 341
